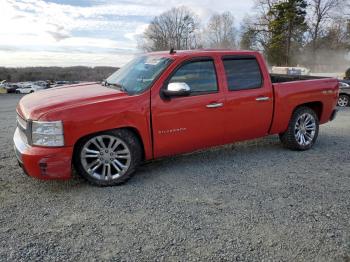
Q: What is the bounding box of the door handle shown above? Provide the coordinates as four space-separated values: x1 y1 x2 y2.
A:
206 102 224 108
256 97 270 101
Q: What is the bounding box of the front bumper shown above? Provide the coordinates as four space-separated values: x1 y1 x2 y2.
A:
13 128 73 180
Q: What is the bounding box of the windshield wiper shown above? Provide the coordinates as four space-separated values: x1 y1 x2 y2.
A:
105 81 128 92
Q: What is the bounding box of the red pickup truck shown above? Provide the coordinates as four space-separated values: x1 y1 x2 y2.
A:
14 50 339 186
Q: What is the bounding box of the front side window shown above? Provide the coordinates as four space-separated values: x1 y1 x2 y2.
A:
169 60 218 94
223 58 262 91
106 55 172 94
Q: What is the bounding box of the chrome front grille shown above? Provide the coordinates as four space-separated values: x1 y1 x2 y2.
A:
16 114 28 144
16 114 27 131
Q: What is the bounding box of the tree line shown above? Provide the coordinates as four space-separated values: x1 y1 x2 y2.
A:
139 1 350 72
0 66 118 83
2 1 348 82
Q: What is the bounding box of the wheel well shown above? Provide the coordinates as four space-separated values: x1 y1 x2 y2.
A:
73 127 145 161
123 127 145 160
295 102 323 120
339 93 350 97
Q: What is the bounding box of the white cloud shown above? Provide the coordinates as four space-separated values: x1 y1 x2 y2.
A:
0 0 255 67
0 50 138 67
124 23 149 42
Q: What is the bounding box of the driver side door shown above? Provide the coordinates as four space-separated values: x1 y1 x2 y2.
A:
151 57 226 158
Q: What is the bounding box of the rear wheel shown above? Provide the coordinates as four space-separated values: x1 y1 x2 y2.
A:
279 106 319 151
74 129 142 186
337 94 349 107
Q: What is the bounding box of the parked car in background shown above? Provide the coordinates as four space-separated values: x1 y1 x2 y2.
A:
338 80 350 107
51 80 80 88
0 81 6 93
271 66 310 76
0 80 82 94
0 80 6 86
15 83 45 94
33 81 50 89
14 50 339 186
4 83 20 93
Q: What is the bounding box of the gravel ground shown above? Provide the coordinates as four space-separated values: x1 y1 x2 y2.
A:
1 94 350 261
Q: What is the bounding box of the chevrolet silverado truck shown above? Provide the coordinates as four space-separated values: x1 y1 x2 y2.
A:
14 50 339 186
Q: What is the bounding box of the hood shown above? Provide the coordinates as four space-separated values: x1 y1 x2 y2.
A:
17 82 127 120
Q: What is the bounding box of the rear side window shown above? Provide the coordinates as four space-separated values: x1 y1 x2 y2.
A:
169 60 218 94
223 58 262 91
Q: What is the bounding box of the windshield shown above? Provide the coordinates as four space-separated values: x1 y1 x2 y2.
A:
106 55 172 94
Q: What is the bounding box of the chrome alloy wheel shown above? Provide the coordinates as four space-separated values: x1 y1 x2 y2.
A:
294 113 316 146
338 96 349 107
80 135 131 181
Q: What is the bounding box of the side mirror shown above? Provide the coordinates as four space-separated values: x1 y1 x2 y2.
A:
162 82 191 97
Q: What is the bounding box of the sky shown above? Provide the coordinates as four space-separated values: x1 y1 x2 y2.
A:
0 0 255 67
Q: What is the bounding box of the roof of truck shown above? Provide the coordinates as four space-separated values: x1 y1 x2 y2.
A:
147 49 260 58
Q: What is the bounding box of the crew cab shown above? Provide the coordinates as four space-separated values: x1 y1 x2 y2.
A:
14 50 339 186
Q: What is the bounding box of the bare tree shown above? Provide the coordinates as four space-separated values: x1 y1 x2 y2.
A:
239 0 279 54
255 0 279 23
239 15 268 51
139 6 200 51
240 16 257 50
308 0 342 55
204 12 237 48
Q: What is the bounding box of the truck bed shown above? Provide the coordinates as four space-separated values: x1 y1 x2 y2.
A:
270 74 328 83
269 77 339 135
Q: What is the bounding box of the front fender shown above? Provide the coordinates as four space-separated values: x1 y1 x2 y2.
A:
39 92 153 160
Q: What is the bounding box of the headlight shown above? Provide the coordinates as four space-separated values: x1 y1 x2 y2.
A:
31 120 64 147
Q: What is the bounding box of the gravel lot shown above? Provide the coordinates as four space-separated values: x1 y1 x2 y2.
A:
1 94 350 261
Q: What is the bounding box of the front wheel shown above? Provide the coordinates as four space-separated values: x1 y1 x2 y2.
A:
279 106 319 151
74 129 142 186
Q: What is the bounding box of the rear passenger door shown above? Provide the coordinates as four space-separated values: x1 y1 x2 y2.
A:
221 55 273 143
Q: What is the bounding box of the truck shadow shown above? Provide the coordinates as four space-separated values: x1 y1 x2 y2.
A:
18 132 346 192
135 132 347 183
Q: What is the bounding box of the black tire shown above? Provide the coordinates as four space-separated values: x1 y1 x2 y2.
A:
73 129 142 186
337 94 349 107
279 106 319 151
